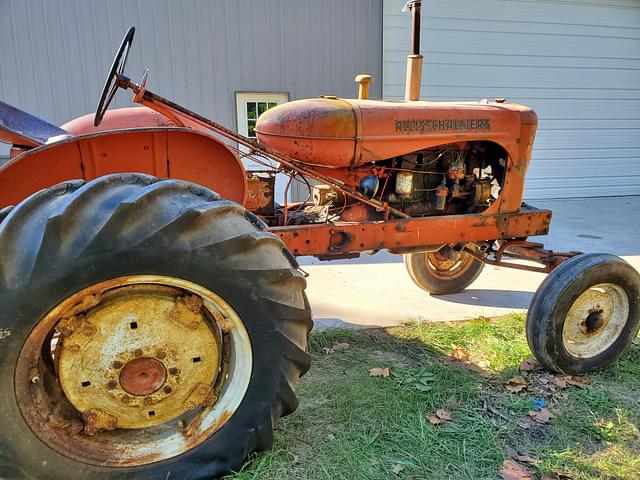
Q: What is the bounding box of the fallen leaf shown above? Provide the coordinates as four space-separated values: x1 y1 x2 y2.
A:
426 415 444 425
427 408 452 425
519 357 538 371
505 448 519 460
451 344 470 362
499 459 535 480
369 367 390 378
528 408 553 424
516 454 539 465
332 342 350 351
504 376 528 393
566 376 591 388
554 376 568 388
517 417 535 429
478 360 491 369
506 449 539 465
436 409 452 421
414 369 435 391
541 474 573 480
392 464 404 475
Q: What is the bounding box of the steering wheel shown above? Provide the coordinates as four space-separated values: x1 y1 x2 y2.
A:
94 26 135 126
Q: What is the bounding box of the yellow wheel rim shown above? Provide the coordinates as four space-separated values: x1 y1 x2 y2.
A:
16 275 253 466
58 284 221 430
562 283 629 358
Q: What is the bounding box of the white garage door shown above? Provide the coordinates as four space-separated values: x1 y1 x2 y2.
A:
383 0 640 199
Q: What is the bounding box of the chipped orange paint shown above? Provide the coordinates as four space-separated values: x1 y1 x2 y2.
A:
257 97 537 214
273 207 551 257
0 127 247 207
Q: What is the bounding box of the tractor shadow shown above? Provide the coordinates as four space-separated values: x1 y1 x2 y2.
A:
432 289 533 309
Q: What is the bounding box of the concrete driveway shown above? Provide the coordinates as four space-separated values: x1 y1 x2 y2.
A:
301 196 640 329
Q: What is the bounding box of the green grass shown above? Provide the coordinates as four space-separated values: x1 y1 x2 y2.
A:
228 315 640 480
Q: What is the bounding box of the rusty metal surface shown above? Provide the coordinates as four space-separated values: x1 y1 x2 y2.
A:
462 239 580 274
425 246 476 280
271 207 551 257
244 174 275 215
58 285 221 430
119 357 167 396
0 127 248 209
254 97 531 168
562 283 629 358
15 275 253 467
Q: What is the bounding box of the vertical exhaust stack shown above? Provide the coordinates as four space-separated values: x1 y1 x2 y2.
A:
403 1 423 101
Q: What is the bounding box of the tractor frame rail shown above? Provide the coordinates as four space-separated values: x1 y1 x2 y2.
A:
464 240 580 274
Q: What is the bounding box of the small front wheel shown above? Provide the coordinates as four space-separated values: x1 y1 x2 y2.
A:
527 253 640 374
404 244 485 295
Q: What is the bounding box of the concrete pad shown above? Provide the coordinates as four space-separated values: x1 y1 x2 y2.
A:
300 196 640 329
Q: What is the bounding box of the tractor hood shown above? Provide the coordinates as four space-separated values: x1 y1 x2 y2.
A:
255 97 537 167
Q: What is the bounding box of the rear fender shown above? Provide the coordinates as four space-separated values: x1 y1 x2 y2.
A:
61 106 211 135
0 128 247 208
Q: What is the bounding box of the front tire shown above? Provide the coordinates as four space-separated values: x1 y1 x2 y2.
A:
0 174 312 479
404 244 485 295
527 253 640 374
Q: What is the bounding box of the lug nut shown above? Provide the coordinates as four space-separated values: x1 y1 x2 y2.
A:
106 380 118 390
112 360 123 369
133 349 143 358
168 367 178 375
144 396 153 405
156 351 166 360
163 386 172 394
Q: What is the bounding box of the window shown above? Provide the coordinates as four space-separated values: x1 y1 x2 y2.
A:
235 92 301 202
235 92 289 138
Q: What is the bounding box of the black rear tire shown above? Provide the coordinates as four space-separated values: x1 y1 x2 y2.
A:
0 174 312 479
404 245 485 295
526 253 640 374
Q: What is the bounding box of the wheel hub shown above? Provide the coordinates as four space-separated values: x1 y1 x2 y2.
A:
57 285 221 430
582 309 605 334
426 246 472 279
562 283 629 358
119 357 167 396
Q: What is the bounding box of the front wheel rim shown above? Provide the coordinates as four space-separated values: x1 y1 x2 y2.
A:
425 247 475 280
562 282 629 358
15 275 253 467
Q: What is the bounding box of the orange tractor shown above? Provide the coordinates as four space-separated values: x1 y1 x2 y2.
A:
1 2 638 478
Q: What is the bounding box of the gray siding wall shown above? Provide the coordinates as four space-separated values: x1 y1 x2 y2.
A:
1 0 382 154
383 0 640 199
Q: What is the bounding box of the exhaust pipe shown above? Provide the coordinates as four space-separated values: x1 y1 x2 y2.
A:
403 1 423 101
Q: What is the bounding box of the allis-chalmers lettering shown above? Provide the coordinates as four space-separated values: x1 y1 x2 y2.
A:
395 118 491 133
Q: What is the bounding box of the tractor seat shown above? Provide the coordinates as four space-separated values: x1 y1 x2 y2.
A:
0 100 70 148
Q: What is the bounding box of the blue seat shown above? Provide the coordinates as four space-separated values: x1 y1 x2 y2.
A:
0 101 69 148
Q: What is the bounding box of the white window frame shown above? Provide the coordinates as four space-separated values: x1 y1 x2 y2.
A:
235 92 299 203
235 92 289 139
